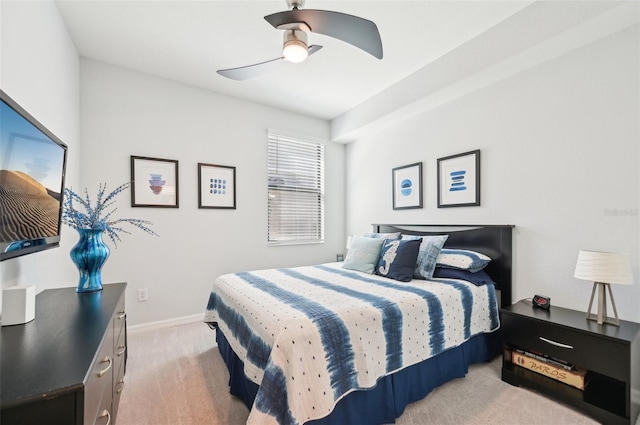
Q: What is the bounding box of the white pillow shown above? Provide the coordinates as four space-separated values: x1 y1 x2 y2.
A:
436 249 491 273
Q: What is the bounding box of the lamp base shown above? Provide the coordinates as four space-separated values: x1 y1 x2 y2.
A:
586 281 620 326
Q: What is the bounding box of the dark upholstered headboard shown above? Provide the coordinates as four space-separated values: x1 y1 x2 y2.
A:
372 224 515 308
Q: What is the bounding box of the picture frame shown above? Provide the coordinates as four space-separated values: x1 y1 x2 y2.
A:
198 163 236 209
130 155 179 208
437 149 480 208
392 162 423 210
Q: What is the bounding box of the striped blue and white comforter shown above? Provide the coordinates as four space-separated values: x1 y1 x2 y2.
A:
204 263 500 425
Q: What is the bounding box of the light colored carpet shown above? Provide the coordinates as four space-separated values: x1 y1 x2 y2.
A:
117 321 630 425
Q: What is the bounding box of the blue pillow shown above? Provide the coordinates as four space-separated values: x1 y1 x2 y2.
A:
432 267 495 286
436 249 491 273
376 238 421 282
403 235 449 279
342 235 385 274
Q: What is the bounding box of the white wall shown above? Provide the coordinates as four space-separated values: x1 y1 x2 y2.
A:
80 59 344 325
1 0 635 331
0 1 80 298
345 26 639 323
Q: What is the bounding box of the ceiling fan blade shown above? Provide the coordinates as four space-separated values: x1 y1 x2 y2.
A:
217 45 323 81
217 57 284 81
265 9 383 59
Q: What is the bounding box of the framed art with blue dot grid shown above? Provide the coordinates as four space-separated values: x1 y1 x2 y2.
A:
437 149 480 208
392 162 423 210
198 163 236 209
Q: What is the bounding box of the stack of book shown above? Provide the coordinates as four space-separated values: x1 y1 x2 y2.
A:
511 348 588 390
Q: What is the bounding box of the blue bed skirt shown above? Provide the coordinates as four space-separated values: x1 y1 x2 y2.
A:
213 325 501 425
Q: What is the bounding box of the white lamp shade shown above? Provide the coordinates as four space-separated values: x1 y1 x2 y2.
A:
574 250 633 285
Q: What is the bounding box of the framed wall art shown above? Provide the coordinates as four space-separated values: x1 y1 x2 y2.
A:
437 149 480 208
392 162 423 210
130 155 179 208
198 163 236 209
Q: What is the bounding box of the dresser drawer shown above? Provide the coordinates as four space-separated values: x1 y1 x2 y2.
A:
112 356 126 423
503 313 629 381
113 296 126 349
114 320 127 374
93 393 113 425
84 324 115 425
113 317 127 417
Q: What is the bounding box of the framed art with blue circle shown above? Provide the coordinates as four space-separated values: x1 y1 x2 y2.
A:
198 162 236 209
392 162 423 210
437 149 480 208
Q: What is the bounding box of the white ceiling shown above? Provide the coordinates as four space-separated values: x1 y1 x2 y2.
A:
54 0 535 121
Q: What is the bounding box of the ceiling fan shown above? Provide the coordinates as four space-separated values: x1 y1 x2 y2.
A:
217 0 383 81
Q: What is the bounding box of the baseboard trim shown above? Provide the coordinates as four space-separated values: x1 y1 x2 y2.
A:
128 313 204 334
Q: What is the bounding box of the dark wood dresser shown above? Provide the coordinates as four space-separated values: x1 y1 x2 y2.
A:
501 299 640 425
1 283 127 425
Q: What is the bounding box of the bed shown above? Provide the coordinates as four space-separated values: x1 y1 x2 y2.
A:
204 224 514 425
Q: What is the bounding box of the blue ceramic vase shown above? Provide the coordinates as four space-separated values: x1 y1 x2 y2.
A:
71 228 110 293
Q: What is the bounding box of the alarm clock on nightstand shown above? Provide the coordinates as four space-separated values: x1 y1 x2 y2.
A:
532 294 551 310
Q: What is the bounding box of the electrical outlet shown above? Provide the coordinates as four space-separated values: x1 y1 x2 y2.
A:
137 288 149 302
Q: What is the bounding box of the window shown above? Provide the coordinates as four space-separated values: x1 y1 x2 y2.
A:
268 132 324 245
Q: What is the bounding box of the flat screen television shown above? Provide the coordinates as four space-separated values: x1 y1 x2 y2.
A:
0 89 68 261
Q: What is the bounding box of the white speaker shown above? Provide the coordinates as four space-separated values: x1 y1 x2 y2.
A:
1 285 36 326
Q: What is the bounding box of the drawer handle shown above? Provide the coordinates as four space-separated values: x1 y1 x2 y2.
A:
116 379 125 394
98 356 112 377
118 311 126 320
539 337 573 349
117 345 127 357
99 409 111 425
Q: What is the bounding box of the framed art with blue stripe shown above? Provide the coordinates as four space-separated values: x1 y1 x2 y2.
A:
437 150 480 208
392 162 423 210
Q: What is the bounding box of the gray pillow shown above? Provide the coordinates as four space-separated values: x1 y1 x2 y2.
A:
342 235 385 274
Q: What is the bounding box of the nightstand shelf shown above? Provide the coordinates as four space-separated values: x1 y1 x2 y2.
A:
501 300 640 425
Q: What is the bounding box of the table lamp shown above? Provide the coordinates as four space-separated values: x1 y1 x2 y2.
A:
574 250 633 326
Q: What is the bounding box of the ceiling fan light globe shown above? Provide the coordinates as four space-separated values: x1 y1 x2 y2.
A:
283 40 308 63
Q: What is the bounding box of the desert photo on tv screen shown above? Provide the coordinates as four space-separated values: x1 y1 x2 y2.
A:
0 99 66 244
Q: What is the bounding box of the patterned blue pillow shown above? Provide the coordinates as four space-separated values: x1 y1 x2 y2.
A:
436 249 491 272
376 238 422 282
403 234 449 279
342 235 385 274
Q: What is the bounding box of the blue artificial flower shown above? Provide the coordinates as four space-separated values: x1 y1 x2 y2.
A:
62 182 158 246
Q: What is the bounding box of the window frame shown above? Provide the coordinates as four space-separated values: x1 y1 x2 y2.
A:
267 131 325 246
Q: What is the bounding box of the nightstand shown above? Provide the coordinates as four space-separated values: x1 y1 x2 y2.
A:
501 300 640 425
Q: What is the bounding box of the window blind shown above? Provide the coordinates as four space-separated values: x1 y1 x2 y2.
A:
268 132 324 245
